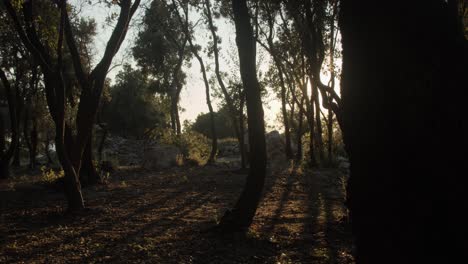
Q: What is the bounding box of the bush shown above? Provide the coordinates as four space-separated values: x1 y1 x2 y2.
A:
158 129 211 166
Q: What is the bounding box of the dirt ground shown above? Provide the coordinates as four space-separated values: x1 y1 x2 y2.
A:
0 163 354 264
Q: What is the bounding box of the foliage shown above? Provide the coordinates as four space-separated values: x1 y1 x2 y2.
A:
158 128 211 165
40 166 64 183
102 65 169 138
190 106 244 139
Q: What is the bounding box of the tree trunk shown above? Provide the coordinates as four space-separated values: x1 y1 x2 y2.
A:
30 121 37 169
296 97 305 161
205 0 244 166
0 69 19 179
80 132 100 186
12 143 20 167
218 0 267 232
340 1 467 262
0 114 8 178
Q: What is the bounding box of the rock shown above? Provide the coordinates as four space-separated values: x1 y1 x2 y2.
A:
142 144 182 170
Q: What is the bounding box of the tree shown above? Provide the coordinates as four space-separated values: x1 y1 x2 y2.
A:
4 0 140 210
191 106 244 139
0 68 18 178
218 0 267 232
172 0 218 164
203 0 247 166
103 65 168 139
133 0 188 135
340 0 466 262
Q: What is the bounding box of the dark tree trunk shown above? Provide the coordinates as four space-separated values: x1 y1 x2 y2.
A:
97 123 108 163
12 143 20 167
80 132 100 186
327 105 333 165
218 0 267 232
340 1 467 263
205 0 244 166
30 121 37 169
296 97 305 161
0 113 9 178
0 69 18 179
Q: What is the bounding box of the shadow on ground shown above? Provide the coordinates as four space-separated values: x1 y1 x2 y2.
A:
0 164 354 263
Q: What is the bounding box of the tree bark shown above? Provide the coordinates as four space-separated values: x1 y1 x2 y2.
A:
218 0 267 232
80 132 100 186
296 97 305 161
0 68 18 179
340 1 467 262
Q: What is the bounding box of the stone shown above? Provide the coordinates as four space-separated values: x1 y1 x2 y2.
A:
142 144 182 170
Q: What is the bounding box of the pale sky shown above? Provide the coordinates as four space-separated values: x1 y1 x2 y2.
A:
71 0 310 133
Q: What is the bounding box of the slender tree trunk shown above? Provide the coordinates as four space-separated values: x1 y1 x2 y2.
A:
174 1 217 164
296 97 305 161
0 113 8 178
24 107 32 167
192 52 217 164
30 120 37 169
218 0 267 232
340 1 467 262
313 85 325 164
12 143 20 167
205 0 244 166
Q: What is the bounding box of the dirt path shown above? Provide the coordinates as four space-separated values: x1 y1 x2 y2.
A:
0 164 354 263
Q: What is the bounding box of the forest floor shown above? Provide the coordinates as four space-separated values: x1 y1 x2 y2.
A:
0 161 354 264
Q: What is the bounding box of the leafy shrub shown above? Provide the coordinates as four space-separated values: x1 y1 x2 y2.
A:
40 166 64 183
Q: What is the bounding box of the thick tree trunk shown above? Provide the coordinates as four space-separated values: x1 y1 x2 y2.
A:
80 133 100 186
340 1 467 263
218 0 267 232
0 69 18 179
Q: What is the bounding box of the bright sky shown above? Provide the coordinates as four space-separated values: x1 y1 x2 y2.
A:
72 0 282 132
